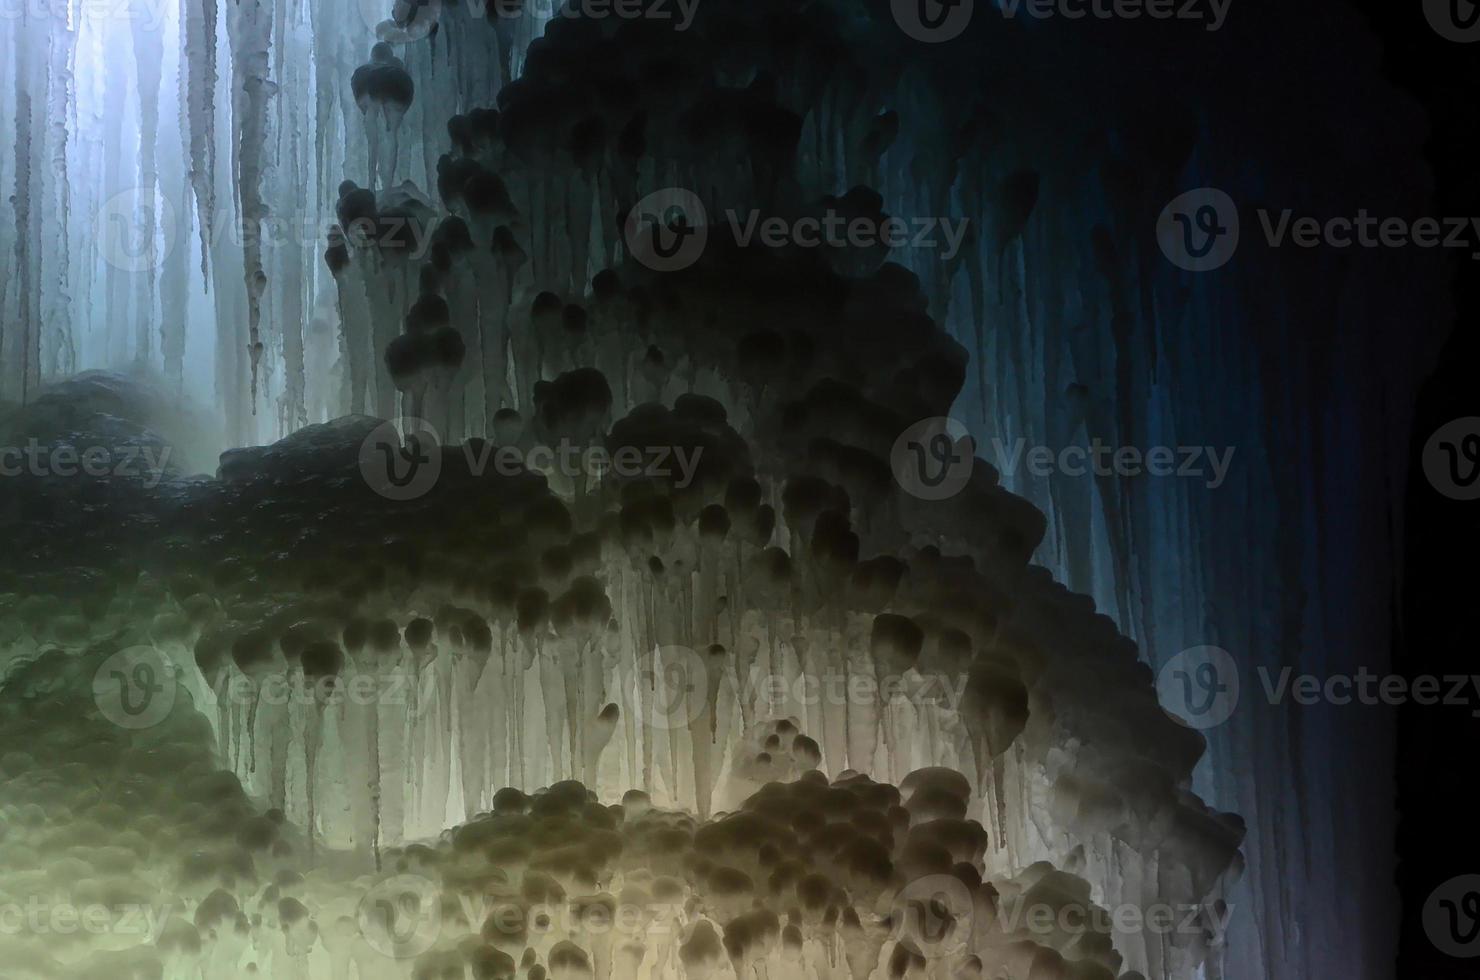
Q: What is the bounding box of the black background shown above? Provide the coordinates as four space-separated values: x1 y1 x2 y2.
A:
1348 2 1480 976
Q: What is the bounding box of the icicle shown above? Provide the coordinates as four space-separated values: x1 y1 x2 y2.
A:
280 132 308 430
45 17 77 379
226 0 276 411
131 4 164 366
162 27 193 388
11 4 40 402
183 0 218 288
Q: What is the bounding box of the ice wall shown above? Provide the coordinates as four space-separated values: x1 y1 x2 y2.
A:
0 380 1243 979
0 2 1448 980
0 630 1206 980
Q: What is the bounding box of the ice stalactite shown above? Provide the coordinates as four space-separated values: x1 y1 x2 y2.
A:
227 0 276 411
3 0 551 426
2 623 1174 980
183 0 219 286
131 10 164 365
352 43 415 194
101 38 134 368
0 46 11 389
2 282 1241 980
272 8 316 433
45 17 78 380
9 6 42 403
0 556 1237 977
326 227 371 415
161 28 194 388
433 220 480 442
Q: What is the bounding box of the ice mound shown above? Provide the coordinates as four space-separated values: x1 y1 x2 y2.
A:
1 390 1240 978
0 370 213 480
0 634 1180 980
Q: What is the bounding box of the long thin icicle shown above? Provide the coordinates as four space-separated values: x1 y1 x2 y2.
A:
227 0 276 411
184 0 219 289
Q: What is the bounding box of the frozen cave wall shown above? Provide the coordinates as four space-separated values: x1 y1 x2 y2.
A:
0 364 1245 980
0 1 1449 980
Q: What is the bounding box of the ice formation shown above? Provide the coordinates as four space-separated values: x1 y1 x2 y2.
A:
0 634 1212 980
1 360 1242 980
0 1 1442 979
1 624 1233 980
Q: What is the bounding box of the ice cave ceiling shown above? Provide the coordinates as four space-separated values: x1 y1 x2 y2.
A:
0 0 1451 979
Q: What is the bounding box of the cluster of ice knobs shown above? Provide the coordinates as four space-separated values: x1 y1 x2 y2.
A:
0 0 1274 978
